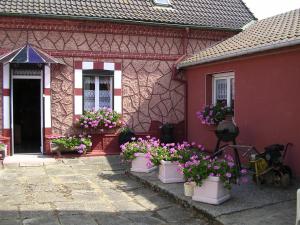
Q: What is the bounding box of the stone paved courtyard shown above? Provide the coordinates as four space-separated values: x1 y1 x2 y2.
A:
0 156 208 225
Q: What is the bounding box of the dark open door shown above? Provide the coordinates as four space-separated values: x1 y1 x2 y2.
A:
13 79 41 153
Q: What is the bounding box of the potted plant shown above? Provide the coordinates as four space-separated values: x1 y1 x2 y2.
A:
196 102 231 129
160 123 174 144
178 147 205 197
118 126 135 146
51 135 92 156
183 154 238 205
120 136 156 173
150 141 204 184
184 181 196 197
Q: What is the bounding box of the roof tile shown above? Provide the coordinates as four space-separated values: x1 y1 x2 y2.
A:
179 9 300 67
0 0 255 30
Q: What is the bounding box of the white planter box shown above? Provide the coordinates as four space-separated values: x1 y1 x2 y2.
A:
184 182 196 197
130 153 157 173
158 160 185 183
192 176 231 205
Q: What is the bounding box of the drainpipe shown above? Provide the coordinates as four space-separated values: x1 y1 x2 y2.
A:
171 27 190 141
171 27 189 83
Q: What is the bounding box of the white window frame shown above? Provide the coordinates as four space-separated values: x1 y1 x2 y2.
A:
212 72 235 107
153 0 171 6
83 75 113 111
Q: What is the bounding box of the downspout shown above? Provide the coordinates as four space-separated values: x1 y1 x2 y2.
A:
171 27 189 83
171 27 189 140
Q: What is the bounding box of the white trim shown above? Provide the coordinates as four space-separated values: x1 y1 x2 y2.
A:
3 63 9 89
74 69 83 89
44 64 51 89
212 72 234 79
82 62 94 70
212 72 235 107
94 76 100 110
44 96 51 128
74 95 83 115
114 70 122 89
40 78 44 153
114 96 122 113
110 76 113 108
3 96 10 129
104 63 115 71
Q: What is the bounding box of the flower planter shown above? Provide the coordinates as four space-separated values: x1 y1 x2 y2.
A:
90 132 120 155
158 160 185 183
184 182 196 197
130 153 157 173
192 176 231 205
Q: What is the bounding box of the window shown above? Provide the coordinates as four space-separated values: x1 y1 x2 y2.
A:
153 0 171 6
213 73 235 108
83 70 113 111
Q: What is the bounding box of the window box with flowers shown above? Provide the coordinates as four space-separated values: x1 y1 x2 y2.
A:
76 108 125 154
78 107 125 134
120 136 157 173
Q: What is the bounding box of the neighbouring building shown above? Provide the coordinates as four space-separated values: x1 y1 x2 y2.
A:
178 9 300 176
0 0 254 156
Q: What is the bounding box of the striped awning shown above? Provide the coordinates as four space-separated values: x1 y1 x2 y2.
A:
0 44 64 64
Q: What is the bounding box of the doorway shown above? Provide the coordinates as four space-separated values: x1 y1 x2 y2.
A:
13 79 42 153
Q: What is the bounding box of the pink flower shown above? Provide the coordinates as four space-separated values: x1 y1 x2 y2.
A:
228 162 235 168
226 172 232 178
240 169 248 175
146 161 153 168
213 165 220 170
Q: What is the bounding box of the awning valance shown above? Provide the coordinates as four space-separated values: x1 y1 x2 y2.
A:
0 44 64 64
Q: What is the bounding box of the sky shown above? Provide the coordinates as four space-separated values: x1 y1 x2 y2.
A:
242 0 300 19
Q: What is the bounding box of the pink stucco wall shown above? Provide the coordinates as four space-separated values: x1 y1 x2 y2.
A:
0 16 234 135
185 46 300 176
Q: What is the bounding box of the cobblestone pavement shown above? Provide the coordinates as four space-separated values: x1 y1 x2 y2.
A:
0 156 209 225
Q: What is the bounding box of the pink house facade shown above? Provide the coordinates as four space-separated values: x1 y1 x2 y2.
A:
0 1 254 156
179 9 300 176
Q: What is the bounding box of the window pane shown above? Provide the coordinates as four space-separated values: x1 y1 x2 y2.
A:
230 78 235 109
154 0 170 5
98 77 112 108
83 76 95 111
216 79 227 105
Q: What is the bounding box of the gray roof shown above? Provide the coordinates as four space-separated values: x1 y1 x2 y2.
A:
179 9 300 68
0 0 255 30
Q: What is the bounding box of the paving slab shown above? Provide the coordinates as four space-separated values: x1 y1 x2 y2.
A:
0 156 208 225
129 170 299 225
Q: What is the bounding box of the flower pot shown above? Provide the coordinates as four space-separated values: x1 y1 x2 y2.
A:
192 176 231 205
158 160 185 183
130 153 157 173
184 182 196 197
